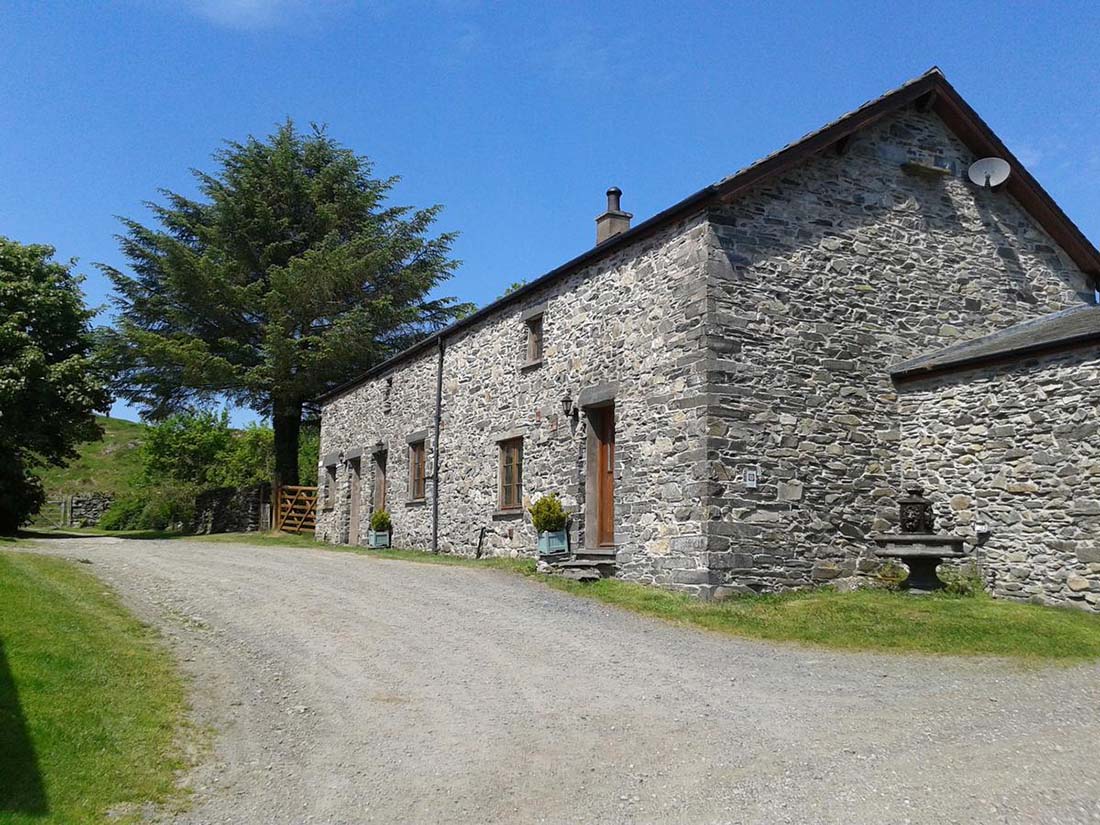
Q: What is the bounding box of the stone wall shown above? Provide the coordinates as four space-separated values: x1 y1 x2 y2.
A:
193 485 269 535
896 346 1100 610
701 106 1093 593
318 101 1096 599
318 347 441 548
319 214 713 588
68 493 114 527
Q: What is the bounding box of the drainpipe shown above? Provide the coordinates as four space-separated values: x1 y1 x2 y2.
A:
431 336 445 554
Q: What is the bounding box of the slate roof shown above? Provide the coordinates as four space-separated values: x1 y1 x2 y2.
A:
890 304 1100 379
318 67 1100 405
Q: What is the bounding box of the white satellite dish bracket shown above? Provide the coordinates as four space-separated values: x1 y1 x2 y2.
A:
967 157 1011 189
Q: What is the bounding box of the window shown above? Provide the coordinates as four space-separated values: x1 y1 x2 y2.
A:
409 440 426 500
498 438 523 510
525 315 544 364
323 464 337 509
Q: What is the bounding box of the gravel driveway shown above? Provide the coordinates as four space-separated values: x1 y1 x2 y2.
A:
18 537 1100 824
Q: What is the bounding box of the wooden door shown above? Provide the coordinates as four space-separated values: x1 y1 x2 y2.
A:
593 406 615 546
348 458 361 545
372 450 387 513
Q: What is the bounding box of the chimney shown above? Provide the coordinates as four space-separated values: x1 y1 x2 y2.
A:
595 187 632 245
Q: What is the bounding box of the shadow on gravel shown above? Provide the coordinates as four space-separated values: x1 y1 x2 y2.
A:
0 639 49 815
16 529 180 541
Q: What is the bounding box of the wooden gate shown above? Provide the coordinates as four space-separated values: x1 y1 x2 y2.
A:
275 485 318 534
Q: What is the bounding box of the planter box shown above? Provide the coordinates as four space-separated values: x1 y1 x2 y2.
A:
367 530 391 548
537 530 568 556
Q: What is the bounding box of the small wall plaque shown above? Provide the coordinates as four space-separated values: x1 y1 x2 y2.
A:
744 468 759 489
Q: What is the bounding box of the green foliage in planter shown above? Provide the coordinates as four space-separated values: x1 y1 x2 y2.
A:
369 509 391 533
529 494 567 534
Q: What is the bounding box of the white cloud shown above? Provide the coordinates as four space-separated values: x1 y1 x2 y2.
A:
181 0 370 30
184 0 301 28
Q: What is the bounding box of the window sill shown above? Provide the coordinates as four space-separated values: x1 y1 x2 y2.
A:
405 499 426 507
520 358 543 371
492 509 524 520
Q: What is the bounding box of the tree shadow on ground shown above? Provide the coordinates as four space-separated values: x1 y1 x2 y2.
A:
15 529 181 541
0 639 48 815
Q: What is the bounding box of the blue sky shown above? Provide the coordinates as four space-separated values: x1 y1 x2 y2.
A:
2 1 1098 425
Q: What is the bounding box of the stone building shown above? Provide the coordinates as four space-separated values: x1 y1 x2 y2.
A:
317 68 1100 608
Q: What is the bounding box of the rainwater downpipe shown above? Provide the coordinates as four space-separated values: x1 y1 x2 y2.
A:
431 335 445 554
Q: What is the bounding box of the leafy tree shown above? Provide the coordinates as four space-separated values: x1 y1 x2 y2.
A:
0 238 109 532
140 410 234 488
215 424 275 489
100 121 472 486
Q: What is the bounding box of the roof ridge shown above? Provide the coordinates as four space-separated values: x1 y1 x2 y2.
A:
317 69 1100 405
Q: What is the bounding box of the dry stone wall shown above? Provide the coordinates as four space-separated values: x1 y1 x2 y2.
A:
701 106 1093 593
897 347 1100 611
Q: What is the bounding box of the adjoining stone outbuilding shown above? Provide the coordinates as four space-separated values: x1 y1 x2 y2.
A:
317 68 1100 608
893 306 1100 609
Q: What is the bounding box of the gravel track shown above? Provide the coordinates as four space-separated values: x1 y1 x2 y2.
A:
17 537 1100 824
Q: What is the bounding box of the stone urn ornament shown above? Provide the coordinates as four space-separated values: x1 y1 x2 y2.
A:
872 486 966 593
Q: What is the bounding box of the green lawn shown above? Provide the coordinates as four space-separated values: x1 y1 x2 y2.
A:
31 416 145 497
0 552 191 824
21 528 1100 661
541 578 1100 661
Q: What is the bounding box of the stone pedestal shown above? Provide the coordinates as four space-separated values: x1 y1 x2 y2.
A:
872 534 967 594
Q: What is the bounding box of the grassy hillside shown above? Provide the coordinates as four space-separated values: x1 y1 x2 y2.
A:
34 416 146 496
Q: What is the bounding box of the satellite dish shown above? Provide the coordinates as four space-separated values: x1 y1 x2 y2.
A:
968 157 1011 188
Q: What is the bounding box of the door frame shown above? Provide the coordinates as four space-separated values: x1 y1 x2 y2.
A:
372 448 388 514
347 457 362 545
584 402 616 549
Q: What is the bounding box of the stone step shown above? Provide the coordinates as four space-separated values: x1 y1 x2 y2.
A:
555 567 602 582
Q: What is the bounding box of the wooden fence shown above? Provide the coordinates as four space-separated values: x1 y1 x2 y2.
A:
275 485 318 534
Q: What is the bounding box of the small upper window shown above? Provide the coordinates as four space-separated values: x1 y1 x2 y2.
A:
409 440 427 500
498 438 523 511
525 315 544 365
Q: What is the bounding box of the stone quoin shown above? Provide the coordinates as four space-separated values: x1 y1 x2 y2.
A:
316 68 1100 609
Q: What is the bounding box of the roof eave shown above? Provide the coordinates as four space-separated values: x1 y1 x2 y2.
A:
891 331 1100 381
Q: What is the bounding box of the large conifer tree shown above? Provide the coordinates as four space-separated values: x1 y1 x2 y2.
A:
101 121 471 486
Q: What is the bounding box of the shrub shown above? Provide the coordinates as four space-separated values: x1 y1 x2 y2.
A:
529 494 567 534
214 424 274 488
370 509 391 533
940 562 985 597
141 411 234 489
98 495 146 531
298 424 320 483
874 561 909 591
99 485 196 532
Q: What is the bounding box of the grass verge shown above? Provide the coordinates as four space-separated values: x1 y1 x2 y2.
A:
22 528 1100 661
0 552 191 824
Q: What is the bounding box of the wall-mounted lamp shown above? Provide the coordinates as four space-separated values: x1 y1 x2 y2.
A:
560 391 577 419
